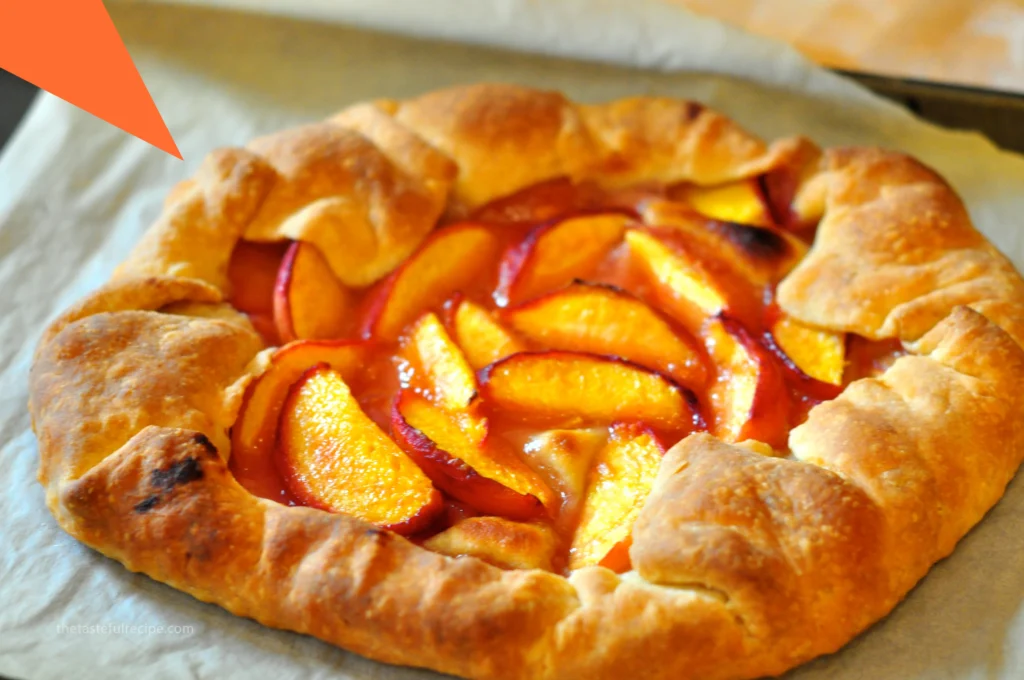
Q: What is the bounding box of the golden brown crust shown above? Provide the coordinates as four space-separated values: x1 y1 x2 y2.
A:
242 121 454 287
391 84 817 210
578 97 816 188
632 435 889 651
777 148 1024 347
423 517 560 571
55 426 582 680
115 149 277 290
32 310 261 493
28 83 1024 680
35 276 222 353
791 306 1024 575
394 85 602 208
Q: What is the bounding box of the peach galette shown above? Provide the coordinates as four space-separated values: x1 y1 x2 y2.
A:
31 84 1024 680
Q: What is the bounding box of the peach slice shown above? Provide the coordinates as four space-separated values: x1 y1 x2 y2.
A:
568 423 664 571
392 392 555 520
273 241 354 343
642 200 807 286
400 312 478 412
227 240 289 315
760 139 823 230
423 517 559 571
522 428 607 527
495 213 629 306
844 336 906 383
361 223 501 341
503 282 707 389
478 351 702 430
765 314 845 396
451 299 525 371
704 315 790 449
625 228 756 332
277 365 441 533
231 340 373 501
671 178 773 227
522 428 607 500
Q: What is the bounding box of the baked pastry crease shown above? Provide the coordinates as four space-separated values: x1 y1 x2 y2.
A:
29 84 1024 679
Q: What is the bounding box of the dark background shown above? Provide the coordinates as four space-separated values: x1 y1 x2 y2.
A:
0 70 39 152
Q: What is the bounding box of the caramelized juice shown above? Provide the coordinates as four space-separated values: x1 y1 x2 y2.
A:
227 175 903 572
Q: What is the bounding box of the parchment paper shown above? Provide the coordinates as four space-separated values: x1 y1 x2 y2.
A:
674 0 1024 94
1 2 1023 679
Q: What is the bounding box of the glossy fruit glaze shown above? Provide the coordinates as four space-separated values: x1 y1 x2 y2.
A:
224 175 905 573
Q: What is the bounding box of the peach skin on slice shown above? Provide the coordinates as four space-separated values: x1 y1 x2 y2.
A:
360 223 501 341
400 312 478 412
503 282 707 389
625 228 756 333
494 212 629 306
273 240 354 343
247 311 280 347
423 517 559 571
764 314 845 399
478 351 702 430
844 336 906 383
671 178 773 227
704 315 790 449
451 298 525 371
568 423 665 571
433 497 482 533
277 365 441 534
760 138 823 230
231 340 373 501
227 240 289 315
392 392 556 520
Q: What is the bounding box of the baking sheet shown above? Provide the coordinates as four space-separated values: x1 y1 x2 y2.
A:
1 1 1024 678
835 71 1024 154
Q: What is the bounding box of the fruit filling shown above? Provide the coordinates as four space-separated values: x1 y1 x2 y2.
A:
226 174 906 574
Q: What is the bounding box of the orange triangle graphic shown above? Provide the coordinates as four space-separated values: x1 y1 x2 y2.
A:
0 0 181 159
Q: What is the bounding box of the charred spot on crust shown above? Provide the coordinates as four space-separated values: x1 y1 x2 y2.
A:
134 495 160 513
710 220 790 261
363 527 394 545
134 452 206 514
151 457 204 491
684 101 704 122
191 432 218 457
